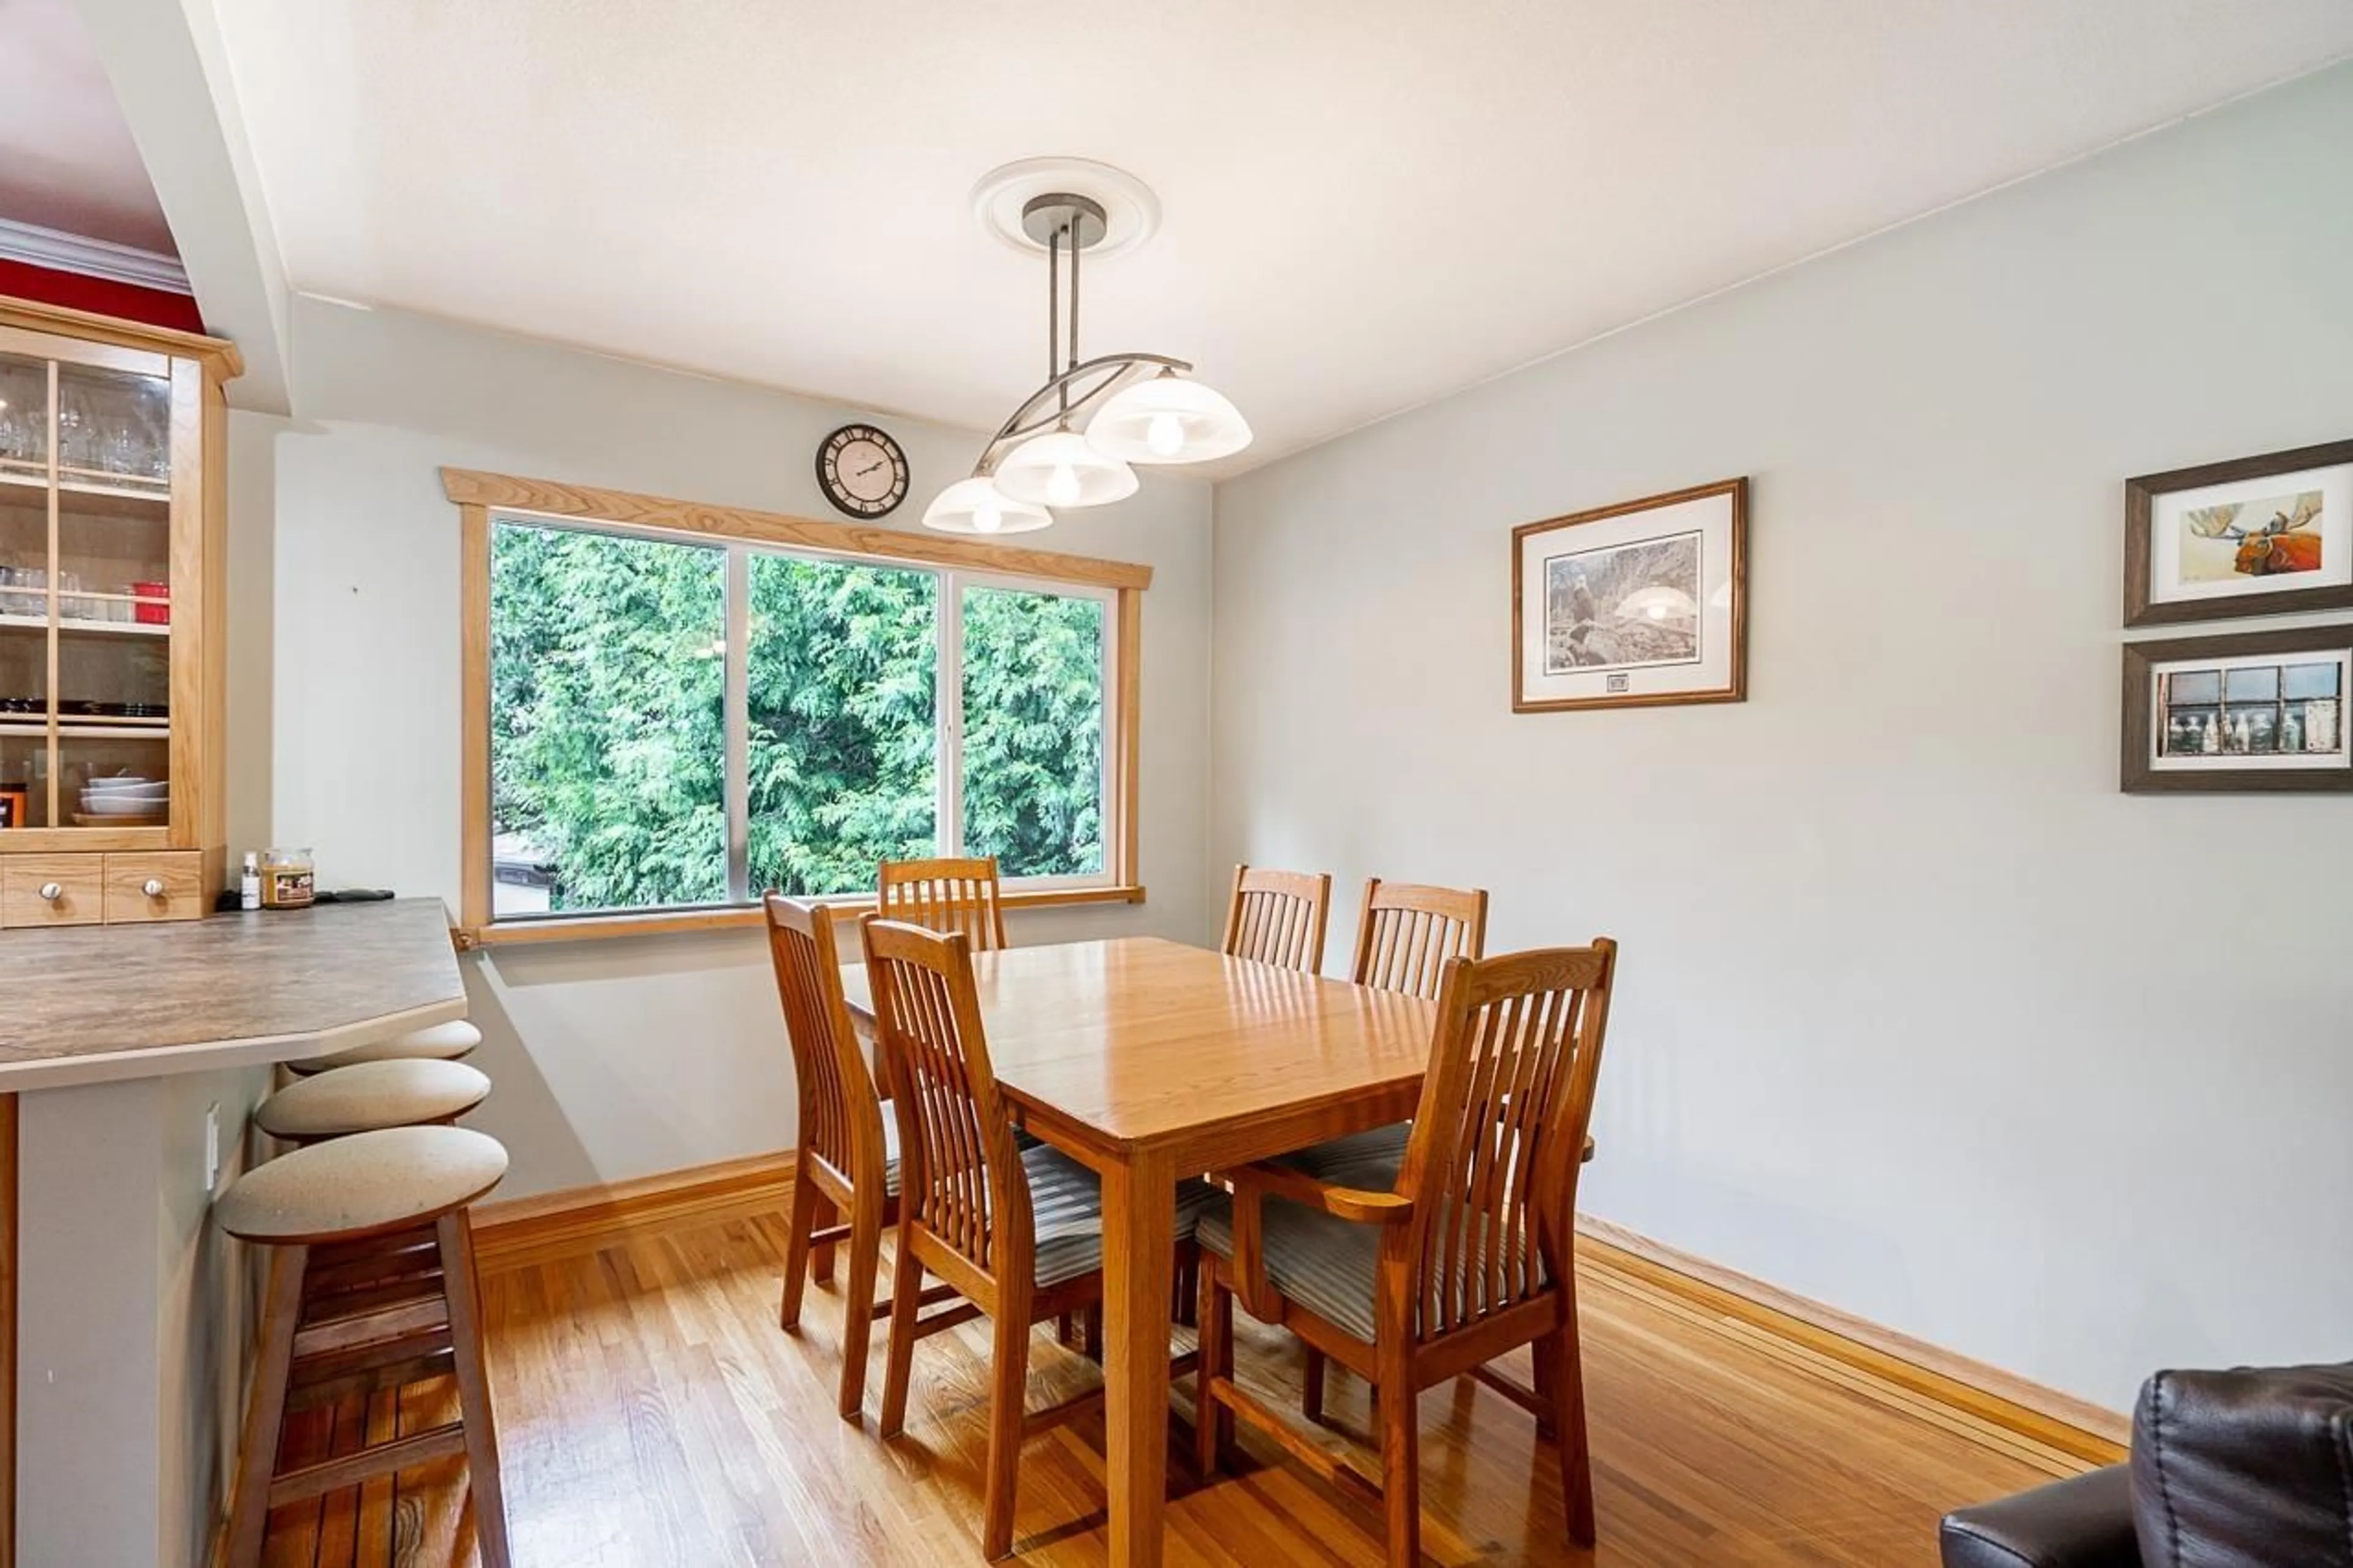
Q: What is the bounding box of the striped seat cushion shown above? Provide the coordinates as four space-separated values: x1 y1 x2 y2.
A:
1197 1191 1553 1346
1025 1146 1219 1290
1197 1193 1382 1342
1279 1122 1409 1187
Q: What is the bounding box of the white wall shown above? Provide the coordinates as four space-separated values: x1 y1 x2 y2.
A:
258 298 1214 1200
1211 64 2353 1411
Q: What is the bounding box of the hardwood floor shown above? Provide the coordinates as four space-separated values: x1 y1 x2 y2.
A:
259 1211 2078 1566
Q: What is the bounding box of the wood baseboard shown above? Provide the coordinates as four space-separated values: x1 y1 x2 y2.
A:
472 1151 796 1273
465 1150 2128 1466
1576 1215 2129 1464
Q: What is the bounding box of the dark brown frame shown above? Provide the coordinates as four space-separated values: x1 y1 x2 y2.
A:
2121 624 2353 793
2123 438 2353 627
1511 477 1748 713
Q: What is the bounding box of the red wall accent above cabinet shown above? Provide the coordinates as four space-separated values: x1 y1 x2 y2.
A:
0 258 204 335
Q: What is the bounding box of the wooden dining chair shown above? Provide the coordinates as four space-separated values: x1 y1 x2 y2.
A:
1220 863 1332 973
864 917 1212 1561
1195 940 1620 1565
879 854 1008 949
765 893 908 1422
1351 877 1488 1000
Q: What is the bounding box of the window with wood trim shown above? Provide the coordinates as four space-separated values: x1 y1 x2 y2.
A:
450 470 1145 940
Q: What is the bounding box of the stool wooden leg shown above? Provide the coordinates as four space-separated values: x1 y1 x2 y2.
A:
224 1245 308 1568
439 1209 513 1568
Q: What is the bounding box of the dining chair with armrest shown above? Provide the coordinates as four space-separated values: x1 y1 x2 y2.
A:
1195 939 1620 1566
863 917 1213 1561
1287 876 1490 1414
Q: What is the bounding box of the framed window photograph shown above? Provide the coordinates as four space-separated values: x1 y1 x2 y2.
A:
2123 437 2353 627
1512 477 1747 713
2122 625 2353 793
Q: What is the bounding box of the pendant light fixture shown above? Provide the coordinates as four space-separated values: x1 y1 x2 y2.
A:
923 170 1250 534
920 475 1054 535
1086 371 1252 465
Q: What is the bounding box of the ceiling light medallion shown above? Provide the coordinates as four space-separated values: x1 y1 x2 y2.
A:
923 166 1250 535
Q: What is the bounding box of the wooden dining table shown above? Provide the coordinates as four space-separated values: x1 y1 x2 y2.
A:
839 934 1438 1568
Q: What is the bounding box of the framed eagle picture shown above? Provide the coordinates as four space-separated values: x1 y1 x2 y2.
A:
2123 437 2353 627
1512 477 1748 713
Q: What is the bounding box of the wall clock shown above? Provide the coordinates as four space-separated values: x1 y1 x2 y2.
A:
816 423 910 519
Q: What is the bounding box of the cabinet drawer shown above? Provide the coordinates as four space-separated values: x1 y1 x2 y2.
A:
2 855 107 928
104 852 207 924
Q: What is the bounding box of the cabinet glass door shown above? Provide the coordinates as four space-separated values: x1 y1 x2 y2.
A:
0 346 180 838
0 349 48 827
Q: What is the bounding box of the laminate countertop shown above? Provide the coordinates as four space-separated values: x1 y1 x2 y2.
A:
0 898 468 1091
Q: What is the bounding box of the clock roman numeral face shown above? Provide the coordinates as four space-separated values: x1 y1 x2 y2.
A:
817 424 909 518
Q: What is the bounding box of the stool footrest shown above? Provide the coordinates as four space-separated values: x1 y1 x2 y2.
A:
267 1422 468 1507
286 1347 458 1415
306 1233 439 1292
301 1271 448 1329
290 1324 453 1393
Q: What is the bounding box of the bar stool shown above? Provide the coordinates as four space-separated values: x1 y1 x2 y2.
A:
218 1125 513 1568
256 1058 492 1145
286 1019 482 1076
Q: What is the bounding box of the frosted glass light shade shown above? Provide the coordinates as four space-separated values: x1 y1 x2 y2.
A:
1086 374 1252 464
922 475 1053 535
994 428 1139 508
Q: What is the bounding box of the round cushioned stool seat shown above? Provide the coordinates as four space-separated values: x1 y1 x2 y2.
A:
287 1018 482 1075
214 1125 509 1244
255 1058 491 1142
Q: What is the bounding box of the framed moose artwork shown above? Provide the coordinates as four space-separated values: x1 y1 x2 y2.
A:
2124 437 2353 627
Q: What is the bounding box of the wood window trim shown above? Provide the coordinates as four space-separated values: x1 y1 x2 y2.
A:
448 468 1150 947
441 468 1153 589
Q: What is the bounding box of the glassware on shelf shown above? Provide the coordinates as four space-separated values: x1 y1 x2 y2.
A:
1 565 45 617
58 396 92 470
0 404 36 464
0 358 43 466
52 374 171 486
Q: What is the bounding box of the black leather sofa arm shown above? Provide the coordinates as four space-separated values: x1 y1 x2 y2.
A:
1939 1464 2139 1568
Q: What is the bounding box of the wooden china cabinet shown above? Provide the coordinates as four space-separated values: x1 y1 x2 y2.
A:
0 297 238 928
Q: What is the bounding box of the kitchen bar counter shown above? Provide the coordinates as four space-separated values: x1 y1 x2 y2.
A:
3 896 472 1566
0 899 464 1091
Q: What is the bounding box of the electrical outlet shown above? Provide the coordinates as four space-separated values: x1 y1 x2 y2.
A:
205 1103 221 1192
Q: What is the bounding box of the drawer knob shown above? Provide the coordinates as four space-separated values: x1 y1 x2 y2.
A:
38 882 62 903
142 878 166 898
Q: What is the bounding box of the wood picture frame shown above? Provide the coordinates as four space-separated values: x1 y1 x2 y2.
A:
2123 437 2353 627
1512 477 1747 713
2121 624 2353 793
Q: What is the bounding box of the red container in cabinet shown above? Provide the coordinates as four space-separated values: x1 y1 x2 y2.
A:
132 581 169 625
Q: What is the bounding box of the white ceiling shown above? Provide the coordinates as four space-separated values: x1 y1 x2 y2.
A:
208 1 2353 470
0 0 175 252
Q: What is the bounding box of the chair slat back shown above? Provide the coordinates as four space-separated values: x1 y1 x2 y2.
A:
1220 864 1332 974
1351 879 1490 1001
1394 941 1618 1345
879 855 1008 951
763 895 885 1190
861 917 1029 1282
